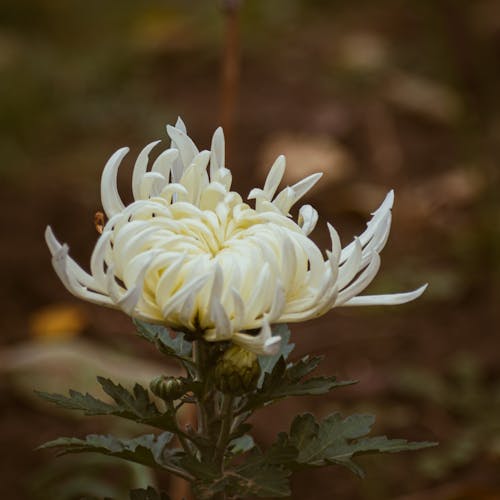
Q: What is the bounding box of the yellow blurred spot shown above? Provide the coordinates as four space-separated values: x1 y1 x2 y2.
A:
30 304 87 341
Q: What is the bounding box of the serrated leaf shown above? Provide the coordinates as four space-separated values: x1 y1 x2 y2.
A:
190 434 294 499
257 324 294 386
134 320 192 365
130 486 171 500
263 433 298 465
37 379 177 432
245 355 354 411
179 455 220 481
231 462 291 498
97 378 159 418
288 412 437 477
35 389 116 416
39 433 175 470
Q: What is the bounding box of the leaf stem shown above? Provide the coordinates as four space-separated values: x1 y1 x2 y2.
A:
161 462 195 482
167 401 196 458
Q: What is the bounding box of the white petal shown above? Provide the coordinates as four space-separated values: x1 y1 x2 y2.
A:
268 280 286 322
272 186 295 214
140 172 166 199
210 126 225 179
327 223 341 265
90 230 112 288
209 300 232 340
132 141 161 200
340 190 394 264
155 253 188 304
263 155 286 200
337 237 362 289
298 204 319 235
162 273 210 318
230 288 246 330
245 263 271 320
200 182 226 211
342 284 428 306
100 147 129 218
108 251 160 314
151 148 179 181
167 124 199 178
45 226 99 291
175 116 187 133
289 172 322 204
232 321 281 356
212 167 232 191
52 244 112 306
159 183 189 204
335 252 381 306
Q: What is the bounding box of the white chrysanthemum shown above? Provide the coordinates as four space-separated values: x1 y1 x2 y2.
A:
46 118 426 355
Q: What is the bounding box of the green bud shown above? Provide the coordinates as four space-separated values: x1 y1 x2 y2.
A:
150 375 186 401
214 345 261 395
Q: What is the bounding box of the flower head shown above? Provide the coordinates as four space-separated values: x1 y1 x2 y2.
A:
46 118 426 355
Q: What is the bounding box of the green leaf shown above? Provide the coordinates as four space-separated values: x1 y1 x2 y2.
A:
231 461 291 498
129 486 171 500
35 389 116 416
97 377 160 419
219 434 295 498
262 433 298 465
179 456 220 482
134 320 192 365
288 413 437 477
37 379 177 432
257 324 294 386
39 433 175 470
245 355 354 411
190 434 294 499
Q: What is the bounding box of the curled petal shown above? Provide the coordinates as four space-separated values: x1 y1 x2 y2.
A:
100 147 129 218
340 190 394 264
151 148 179 180
45 226 101 292
132 141 161 200
140 172 166 199
232 321 281 356
167 124 199 176
342 284 428 307
335 252 381 306
298 204 319 235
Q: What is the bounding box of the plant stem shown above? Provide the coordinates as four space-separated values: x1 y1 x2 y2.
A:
162 462 195 483
214 394 235 466
220 0 242 161
167 400 195 458
193 340 209 438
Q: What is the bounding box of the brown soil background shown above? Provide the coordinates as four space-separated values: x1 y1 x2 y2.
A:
1 1 500 499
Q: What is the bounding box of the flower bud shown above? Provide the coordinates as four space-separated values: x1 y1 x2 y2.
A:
150 375 186 401
214 345 261 395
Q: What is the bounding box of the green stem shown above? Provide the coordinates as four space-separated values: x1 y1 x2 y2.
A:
161 462 195 482
193 340 209 438
167 401 195 458
214 394 235 466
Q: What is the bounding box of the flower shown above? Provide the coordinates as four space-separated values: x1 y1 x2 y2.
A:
45 118 426 356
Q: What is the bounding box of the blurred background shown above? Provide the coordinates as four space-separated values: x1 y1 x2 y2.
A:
1 0 500 498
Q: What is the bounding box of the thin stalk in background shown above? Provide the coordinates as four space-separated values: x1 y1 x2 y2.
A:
220 0 242 162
